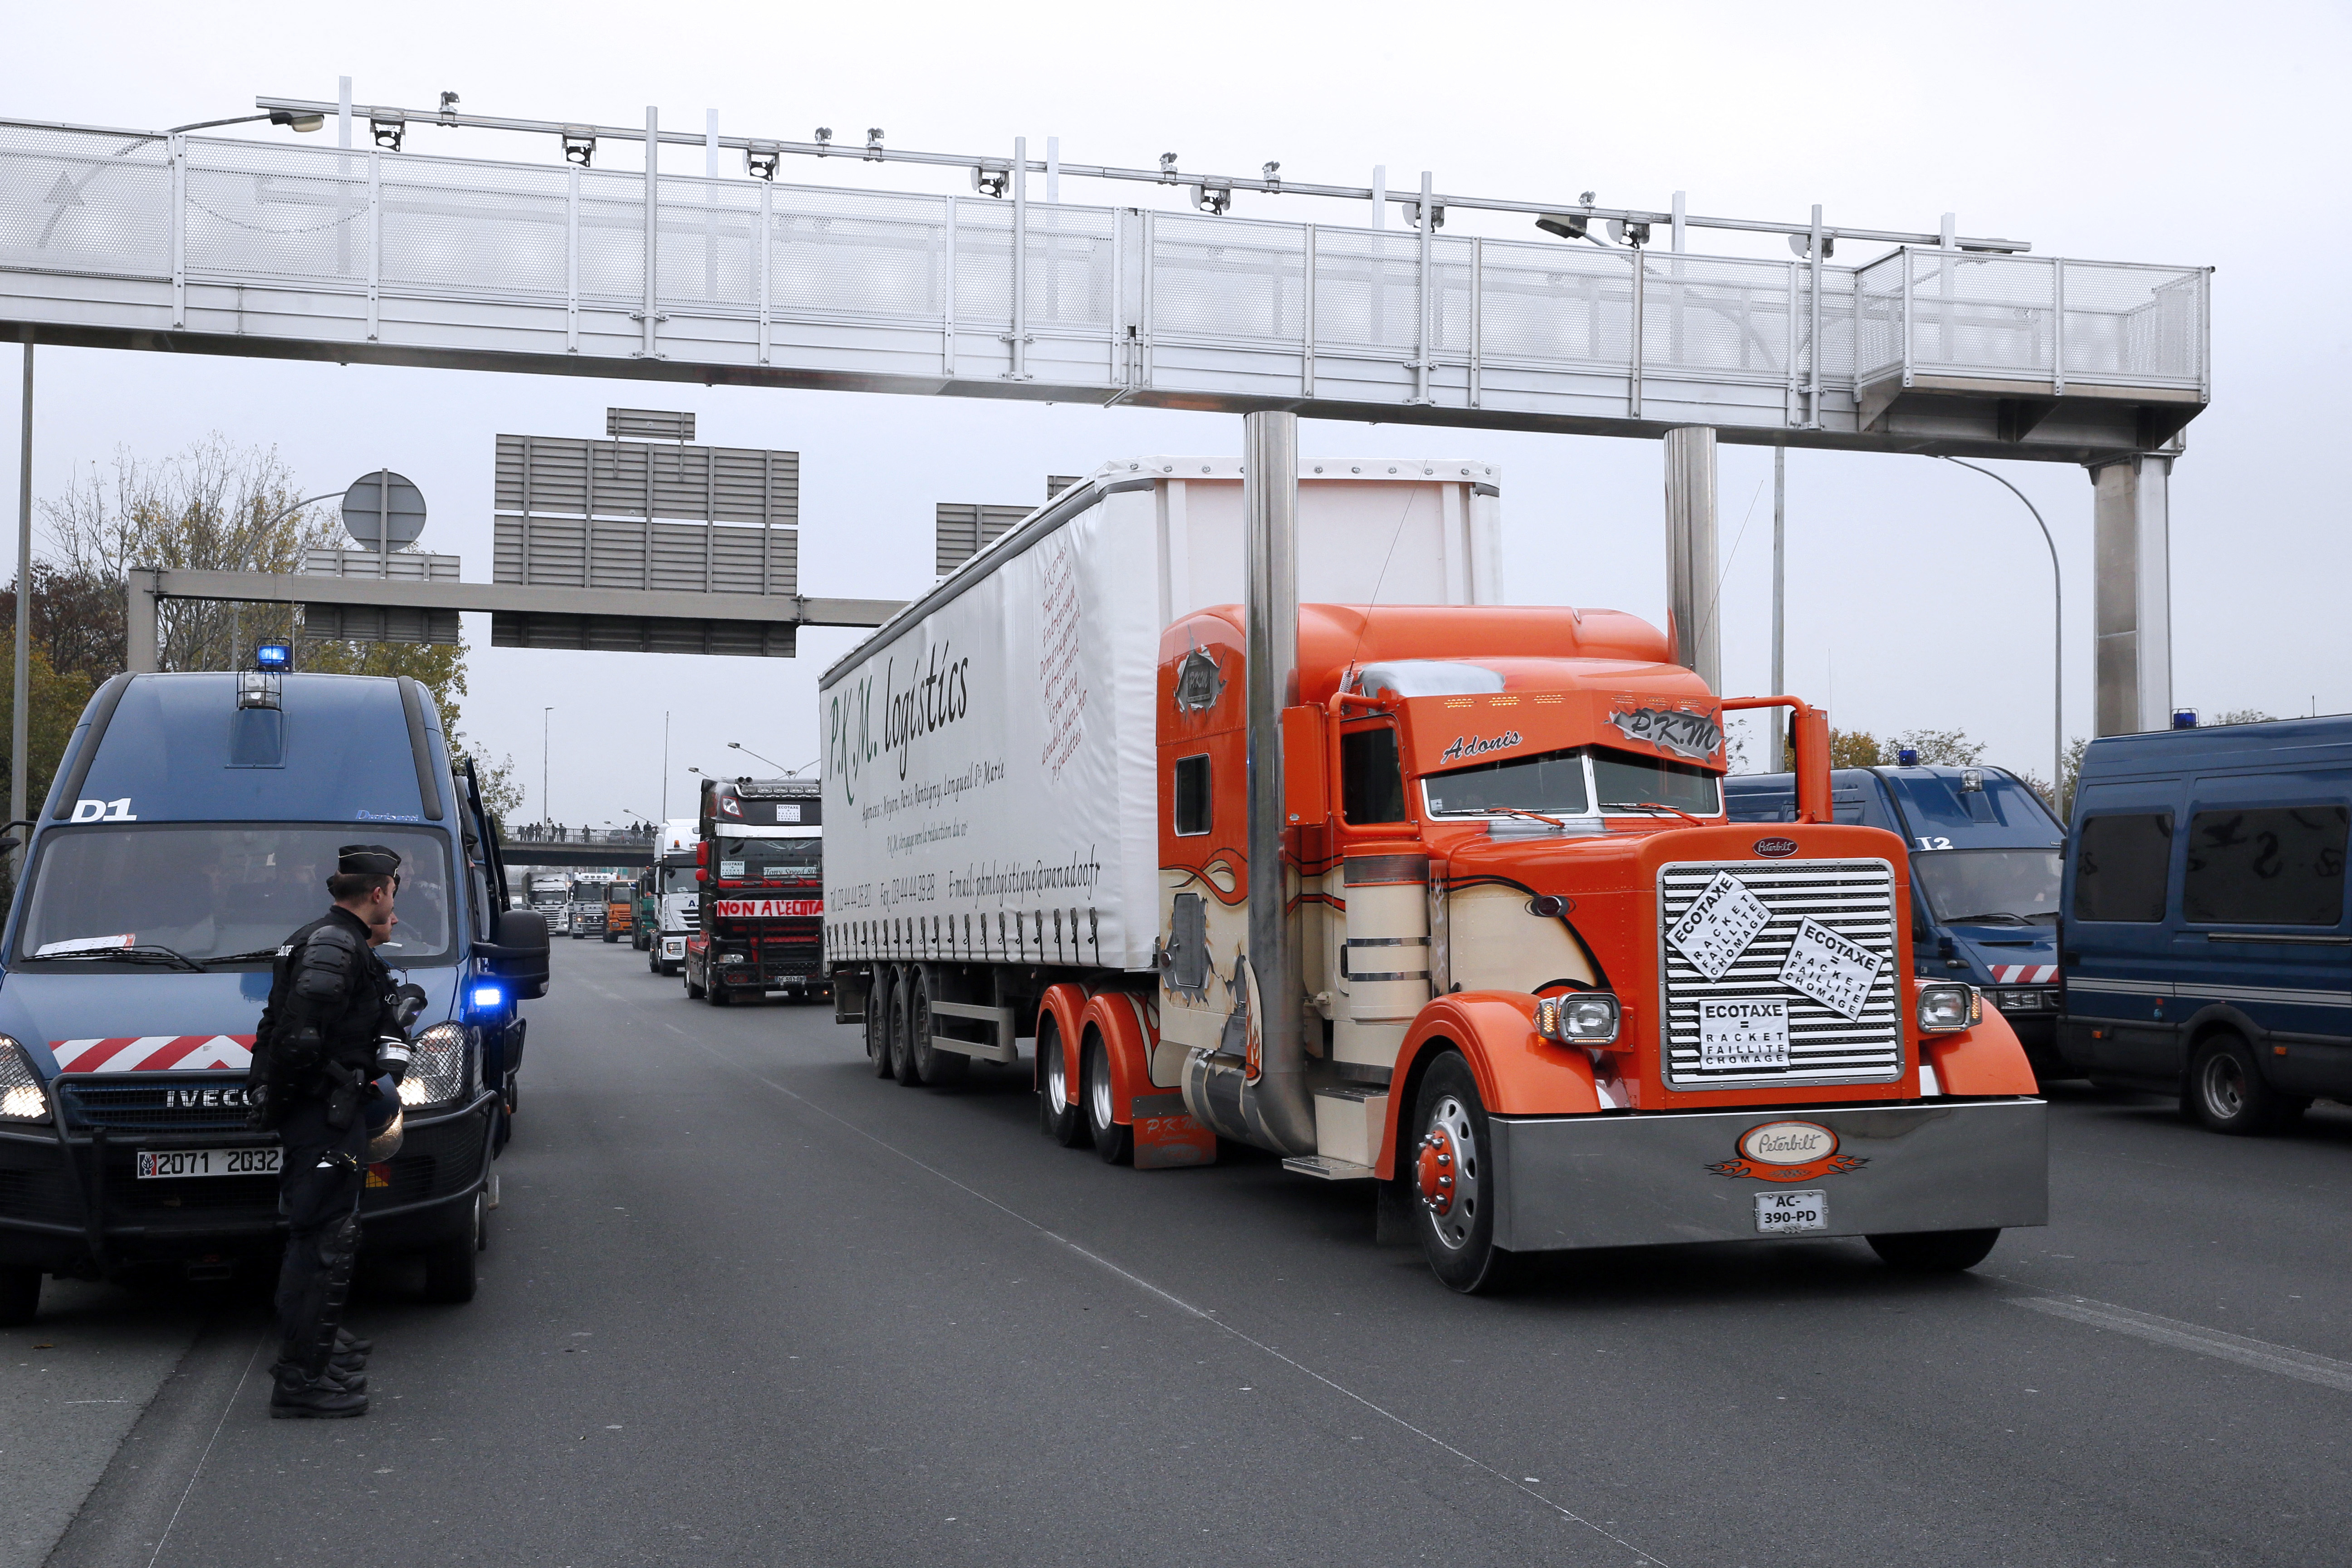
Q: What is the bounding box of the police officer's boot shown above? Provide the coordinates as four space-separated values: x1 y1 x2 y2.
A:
269 1363 370 1418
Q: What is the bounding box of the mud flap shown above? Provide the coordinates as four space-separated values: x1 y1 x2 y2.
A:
1131 1093 1218 1170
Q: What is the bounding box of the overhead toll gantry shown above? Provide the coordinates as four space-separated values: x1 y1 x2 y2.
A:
0 91 2207 731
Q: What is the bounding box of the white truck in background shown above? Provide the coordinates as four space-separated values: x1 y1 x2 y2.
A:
647 818 702 976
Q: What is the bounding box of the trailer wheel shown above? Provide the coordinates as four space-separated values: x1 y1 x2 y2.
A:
1410 1052 1516 1294
1038 1011 1084 1146
2185 1033 2302 1135
1866 1229 2001 1272
906 970 968 1087
1083 1035 1131 1165
0 1265 39 1327
866 975 896 1077
888 970 924 1085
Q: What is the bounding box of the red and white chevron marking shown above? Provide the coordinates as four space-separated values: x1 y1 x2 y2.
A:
1990 965 2058 985
52 1035 255 1073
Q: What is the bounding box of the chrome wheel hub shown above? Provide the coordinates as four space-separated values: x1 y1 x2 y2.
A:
1416 1096 1480 1249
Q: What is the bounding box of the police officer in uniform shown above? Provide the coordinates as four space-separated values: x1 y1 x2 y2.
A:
250 845 412 1419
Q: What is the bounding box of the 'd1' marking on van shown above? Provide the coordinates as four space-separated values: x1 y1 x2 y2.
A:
70 798 138 822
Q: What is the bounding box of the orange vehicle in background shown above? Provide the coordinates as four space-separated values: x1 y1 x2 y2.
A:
822 449 2046 1293
603 879 634 944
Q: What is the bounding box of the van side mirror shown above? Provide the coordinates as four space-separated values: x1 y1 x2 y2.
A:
1280 705 1329 827
475 907 552 1000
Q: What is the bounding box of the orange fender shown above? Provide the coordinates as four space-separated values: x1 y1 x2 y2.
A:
1926 1005 2039 1096
1080 991 1154 1124
1036 982 1091 1105
1374 991 1602 1178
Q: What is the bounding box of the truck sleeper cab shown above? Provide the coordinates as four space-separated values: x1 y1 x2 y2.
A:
0 671 549 1324
2059 715 2352 1134
1728 764 2065 1077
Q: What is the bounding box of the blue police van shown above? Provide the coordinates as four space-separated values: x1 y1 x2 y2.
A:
2058 716 2351 1133
1727 764 2067 1073
0 661 549 1323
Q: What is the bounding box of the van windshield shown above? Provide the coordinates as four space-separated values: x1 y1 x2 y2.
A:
16 824 456 965
1914 848 2064 926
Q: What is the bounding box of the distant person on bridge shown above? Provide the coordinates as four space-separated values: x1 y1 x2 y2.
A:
247 845 416 1419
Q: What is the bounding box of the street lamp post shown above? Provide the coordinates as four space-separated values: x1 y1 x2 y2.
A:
542 706 554 828
1942 458 2063 799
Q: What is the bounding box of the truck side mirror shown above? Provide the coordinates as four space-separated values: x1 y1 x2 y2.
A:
1281 705 1328 826
696 841 709 866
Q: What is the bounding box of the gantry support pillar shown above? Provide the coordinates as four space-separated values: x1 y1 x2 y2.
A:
2089 454 2173 735
1663 426 1721 693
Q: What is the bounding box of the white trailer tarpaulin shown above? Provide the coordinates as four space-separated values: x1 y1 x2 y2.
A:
821 496 1160 970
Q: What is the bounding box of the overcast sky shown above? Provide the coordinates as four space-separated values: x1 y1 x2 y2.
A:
5 1 2345 823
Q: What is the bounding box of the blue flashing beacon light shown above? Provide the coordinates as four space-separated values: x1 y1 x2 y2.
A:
1895 747 1920 767
254 641 293 671
2171 709 2199 730
469 981 506 1015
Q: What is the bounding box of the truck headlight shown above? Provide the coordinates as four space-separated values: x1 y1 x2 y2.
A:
1917 983 1981 1033
398 1023 474 1107
0 1036 49 1122
1534 993 1620 1045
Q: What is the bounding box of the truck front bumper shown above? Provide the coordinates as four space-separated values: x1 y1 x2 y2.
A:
1488 1098 2046 1253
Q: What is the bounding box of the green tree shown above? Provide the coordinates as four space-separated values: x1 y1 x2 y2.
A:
0 640 96 821
40 436 338 672
1827 728 1883 768
2209 708 2274 726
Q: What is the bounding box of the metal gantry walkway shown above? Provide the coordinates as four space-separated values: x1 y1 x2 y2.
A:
0 112 2205 462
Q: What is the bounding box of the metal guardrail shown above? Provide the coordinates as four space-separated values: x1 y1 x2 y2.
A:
0 118 2208 456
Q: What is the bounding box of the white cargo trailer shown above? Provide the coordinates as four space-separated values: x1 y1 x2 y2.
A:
821 454 1499 1052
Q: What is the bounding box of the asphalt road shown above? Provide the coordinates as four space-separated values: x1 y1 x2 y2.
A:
8 937 2352 1568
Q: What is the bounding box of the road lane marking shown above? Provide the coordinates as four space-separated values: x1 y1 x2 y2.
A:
2004 1293 2352 1394
146 1329 267 1568
669 1025 1672 1568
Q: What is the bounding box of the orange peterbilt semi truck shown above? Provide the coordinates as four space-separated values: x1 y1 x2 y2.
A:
820 447 2045 1292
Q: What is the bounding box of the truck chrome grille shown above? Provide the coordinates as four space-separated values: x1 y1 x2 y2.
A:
1658 858 1903 1089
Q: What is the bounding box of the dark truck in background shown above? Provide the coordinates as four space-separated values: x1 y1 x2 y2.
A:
682 777 825 1006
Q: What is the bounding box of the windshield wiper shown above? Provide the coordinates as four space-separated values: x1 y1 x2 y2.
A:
37 944 206 973
200 947 285 968
1485 807 1569 828
1943 911 2034 927
1602 800 1710 828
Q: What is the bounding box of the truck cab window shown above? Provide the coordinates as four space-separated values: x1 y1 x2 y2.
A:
1173 754 1211 836
1342 724 1407 825
2183 805 2349 926
2073 812 2173 922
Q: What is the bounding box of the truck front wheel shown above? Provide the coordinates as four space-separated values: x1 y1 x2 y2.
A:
1410 1052 1515 1294
1867 1229 2000 1272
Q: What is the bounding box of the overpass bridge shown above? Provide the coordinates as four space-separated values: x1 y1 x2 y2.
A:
0 98 2210 732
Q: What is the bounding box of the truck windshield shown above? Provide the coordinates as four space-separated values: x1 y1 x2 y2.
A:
15 823 456 965
721 838 820 874
1913 849 2064 926
1422 745 1721 819
660 866 699 893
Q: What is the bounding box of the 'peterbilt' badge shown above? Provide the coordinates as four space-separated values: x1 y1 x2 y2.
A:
1753 837 1798 858
1607 706 1724 760
1708 1120 1869 1183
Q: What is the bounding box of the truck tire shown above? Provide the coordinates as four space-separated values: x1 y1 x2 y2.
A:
887 970 922 1085
1867 1229 2001 1272
603 931 617 944
648 946 661 973
711 983 733 1007
867 975 895 1078
0 1265 39 1327
1038 1010 1084 1146
906 970 967 1087
1083 1035 1131 1165
686 967 706 999
2186 1034 2302 1135
1410 1052 1516 1294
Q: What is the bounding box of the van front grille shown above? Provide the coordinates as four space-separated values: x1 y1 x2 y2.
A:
1658 858 1904 1090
